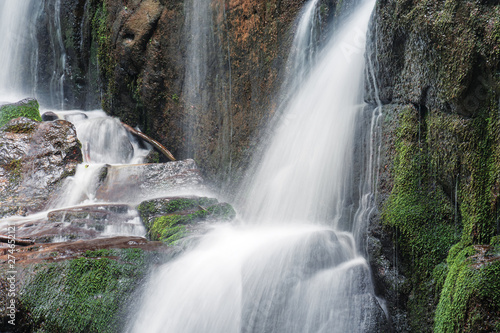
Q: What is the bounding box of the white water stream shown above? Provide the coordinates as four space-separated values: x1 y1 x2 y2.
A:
128 1 384 332
0 0 66 107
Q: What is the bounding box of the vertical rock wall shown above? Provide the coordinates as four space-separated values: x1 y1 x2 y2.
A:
367 0 500 331
79 0 352 191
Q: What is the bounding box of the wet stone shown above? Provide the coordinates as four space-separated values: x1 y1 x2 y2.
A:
0 117 82 218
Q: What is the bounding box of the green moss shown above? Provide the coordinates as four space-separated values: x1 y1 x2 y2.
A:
383 105 459 329
149 209 213 243
20 248 150 333
4 159 22 183
383 97 500 329
83 249 114 258
459 113 495 244
139 197 236 244
91 1 115 111
435 246 500 332
149 215 188 243
383 106 458 275
0 99 41 128
137 197 219 228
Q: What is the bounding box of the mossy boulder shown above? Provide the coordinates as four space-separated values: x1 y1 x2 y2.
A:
17 248 153 333
137 196 236 244
435 244 500 332
0 98 42 128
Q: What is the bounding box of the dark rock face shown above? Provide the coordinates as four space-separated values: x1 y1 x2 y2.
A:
0 117 82 217
366 0 500 331
33 0 102 109
93 0 309 189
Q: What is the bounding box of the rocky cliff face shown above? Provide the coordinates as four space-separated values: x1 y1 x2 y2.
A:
366 0 500 331
95 0 312 189
56 0 363 190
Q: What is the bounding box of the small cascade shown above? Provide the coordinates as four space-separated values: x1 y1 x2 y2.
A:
285 0 322 92
47 110 151 208
183 0 214 156
45 0 67 109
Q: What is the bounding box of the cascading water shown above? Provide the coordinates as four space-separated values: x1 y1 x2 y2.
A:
183 0 214 156
48 110 151 209
0 0 67 107
128 1 387 332
0 0 38 101
0 1 150 238
283 0 321 94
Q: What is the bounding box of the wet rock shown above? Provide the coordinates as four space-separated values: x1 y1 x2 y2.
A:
0 236 170 333
365 1 500 330
47 204 130 223
0 204 144 244
0 117 82 218
137 196 236 243
95 159 207 202
0 98 41 127
41 111 59 121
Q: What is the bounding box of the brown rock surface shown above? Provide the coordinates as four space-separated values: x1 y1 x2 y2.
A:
0 117 82 218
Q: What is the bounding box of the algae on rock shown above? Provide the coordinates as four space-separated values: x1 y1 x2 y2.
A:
0 99 41 128
137 196 236 244
19 248 153 333
367 1 500 330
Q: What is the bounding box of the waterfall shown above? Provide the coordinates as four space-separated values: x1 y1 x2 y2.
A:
0 0 38 102
0 0 77 109
128 1 386 332
183 0 214 156
46 0 67 109
242 0 373 226
284 0 321 94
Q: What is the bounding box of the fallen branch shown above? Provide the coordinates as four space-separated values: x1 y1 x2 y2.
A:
0 235 35 246
122 123 176 161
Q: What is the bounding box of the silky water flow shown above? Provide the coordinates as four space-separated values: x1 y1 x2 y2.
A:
128 1 386 332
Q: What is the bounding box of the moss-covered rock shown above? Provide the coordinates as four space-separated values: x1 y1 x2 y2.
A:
380 104 459 330
435 245 500 332
368 0 500 330
0 99 41 128
137 196 236 244
18 248 153 333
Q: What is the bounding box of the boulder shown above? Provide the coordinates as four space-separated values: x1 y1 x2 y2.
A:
0 98 41 127
0 117 82 218
41 111 59 121
94 159 207 203
137 196 236 244
0 236 170 333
